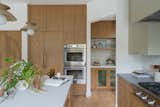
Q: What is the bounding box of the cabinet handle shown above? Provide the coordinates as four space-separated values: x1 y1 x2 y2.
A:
42 48 45 67
43 46 47 68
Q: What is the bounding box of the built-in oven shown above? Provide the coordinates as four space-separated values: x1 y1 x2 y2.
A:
64 66 86 84
64 44 86 67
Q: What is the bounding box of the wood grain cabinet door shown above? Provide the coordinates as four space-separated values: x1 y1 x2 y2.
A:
91 21 116 39
28 32 44 68
63 6 75 44
0 31 21 68
46 6 64 32
74 5 86 43
28 5 47 32
130 94 150 107
44 32 64 74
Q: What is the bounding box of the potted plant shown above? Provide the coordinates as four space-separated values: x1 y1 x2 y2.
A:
0 58 39 94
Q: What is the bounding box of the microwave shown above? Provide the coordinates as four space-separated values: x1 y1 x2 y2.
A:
64 44 86 67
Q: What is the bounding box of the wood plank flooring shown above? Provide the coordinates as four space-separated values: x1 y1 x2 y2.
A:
72 90 115 107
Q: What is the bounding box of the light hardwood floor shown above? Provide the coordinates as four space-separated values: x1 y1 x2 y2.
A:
72 90 115 107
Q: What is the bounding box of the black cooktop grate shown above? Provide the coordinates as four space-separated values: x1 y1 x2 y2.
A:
139 82 160 97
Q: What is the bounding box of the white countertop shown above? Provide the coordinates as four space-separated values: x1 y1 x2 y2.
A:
91 65 116 69
0 76 73 107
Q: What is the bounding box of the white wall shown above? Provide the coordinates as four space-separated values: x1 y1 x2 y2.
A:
116 0 144 73
0 3 27 31
87 0 116 22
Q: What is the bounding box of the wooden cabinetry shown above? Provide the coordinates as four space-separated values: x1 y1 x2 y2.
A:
28 32 64 74
91 21 116 39
63 6 75 44
28 5 86 44
44 32 64 72
74 5 86 43
63 5 86 44
0 31 21 68
28 32 44 68
28 5 46 31
91 68 115 90
64 87 73 107
46 6 64 32
71 83 86 96
118 76 150 107
28 5 86 74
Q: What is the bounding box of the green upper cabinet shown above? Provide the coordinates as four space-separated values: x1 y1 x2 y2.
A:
129 0 160 23
128 0 160 55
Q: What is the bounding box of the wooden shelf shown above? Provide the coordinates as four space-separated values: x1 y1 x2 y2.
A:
91 48 115 51
92 35 116 39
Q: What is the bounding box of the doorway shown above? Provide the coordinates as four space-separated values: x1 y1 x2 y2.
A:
90 20 116 107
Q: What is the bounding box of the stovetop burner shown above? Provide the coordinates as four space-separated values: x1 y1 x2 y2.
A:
139 82 160 97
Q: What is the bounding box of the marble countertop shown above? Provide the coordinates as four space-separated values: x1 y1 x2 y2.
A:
0 76 73 107
118 73 160 100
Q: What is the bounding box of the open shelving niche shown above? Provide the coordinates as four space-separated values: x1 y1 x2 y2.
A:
91 37 116 90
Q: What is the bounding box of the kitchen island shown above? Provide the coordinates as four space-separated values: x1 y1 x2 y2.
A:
0 76 73 107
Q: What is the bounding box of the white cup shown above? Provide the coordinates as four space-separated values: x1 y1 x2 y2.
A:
154 72 160 82
56 72 61 78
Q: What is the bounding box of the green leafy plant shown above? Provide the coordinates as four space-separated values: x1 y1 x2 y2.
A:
0 58 38 92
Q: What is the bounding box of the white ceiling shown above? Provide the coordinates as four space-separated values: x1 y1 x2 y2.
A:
2 0 91 4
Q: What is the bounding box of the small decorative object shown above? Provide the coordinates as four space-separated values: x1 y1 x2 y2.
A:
56 72 61 78
92 61 101 66
33 75 41 90
47 68 55 78
0 87 4 97
92 43 97 48
106 58 115 65
97 41 103 48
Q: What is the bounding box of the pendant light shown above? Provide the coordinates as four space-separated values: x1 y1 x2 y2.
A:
0 2 17 25
0 14 7 24
21 22 37 36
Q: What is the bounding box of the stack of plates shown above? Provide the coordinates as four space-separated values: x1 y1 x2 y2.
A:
132 71 151 78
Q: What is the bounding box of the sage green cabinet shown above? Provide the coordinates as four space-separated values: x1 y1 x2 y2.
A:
129 0 160 55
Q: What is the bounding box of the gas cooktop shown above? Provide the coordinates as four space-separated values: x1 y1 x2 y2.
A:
139 82 160 97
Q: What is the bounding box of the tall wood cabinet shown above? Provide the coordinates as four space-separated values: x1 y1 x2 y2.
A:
28 5 86 74
0 31 21 68
28 32 63 73
28 5 86 44
28 32 44 68
46 6 64 32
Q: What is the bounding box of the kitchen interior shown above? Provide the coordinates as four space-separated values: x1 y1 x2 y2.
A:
0 0 160 107
118 0 160 107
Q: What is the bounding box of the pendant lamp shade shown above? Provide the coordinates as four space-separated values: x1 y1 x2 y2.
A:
0 3 17 25
0 14 7 24
21 22 37 36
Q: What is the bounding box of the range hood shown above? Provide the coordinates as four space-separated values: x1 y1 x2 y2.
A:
140 10 160 22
